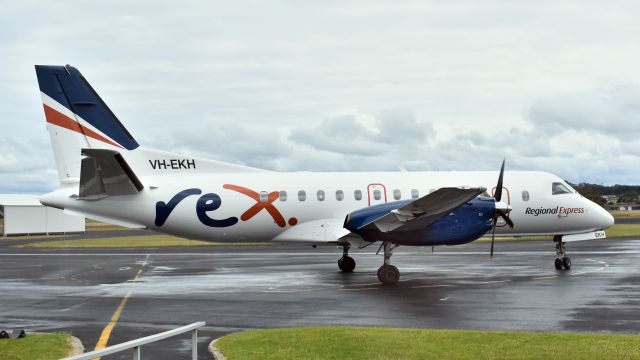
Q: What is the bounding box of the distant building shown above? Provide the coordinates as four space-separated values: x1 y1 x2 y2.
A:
601 195 619 205
0 194 85 236
604 203 640 212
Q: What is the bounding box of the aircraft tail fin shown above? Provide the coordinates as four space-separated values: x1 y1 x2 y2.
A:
36 65 267 183
35 64 139 181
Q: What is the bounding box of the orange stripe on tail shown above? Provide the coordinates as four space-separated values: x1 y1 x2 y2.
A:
43 104 122 148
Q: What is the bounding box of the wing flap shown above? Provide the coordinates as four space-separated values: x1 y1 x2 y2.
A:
362 187 487 232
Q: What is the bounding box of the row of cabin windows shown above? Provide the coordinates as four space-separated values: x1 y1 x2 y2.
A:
262 189 542 203
259 189 425 202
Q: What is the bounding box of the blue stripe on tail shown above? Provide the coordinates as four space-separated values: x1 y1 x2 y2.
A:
35 65 139 150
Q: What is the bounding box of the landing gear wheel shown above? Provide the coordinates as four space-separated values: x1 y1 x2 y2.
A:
338 256 356 272
554 258 563 270
554 237 572 271
377 264 400 284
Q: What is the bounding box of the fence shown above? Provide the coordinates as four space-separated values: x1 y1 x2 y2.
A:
62 322 205 360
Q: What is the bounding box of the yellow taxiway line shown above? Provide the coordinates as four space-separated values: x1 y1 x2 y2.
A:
93 265 146 358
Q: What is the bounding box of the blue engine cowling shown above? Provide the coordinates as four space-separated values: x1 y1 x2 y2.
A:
345 197 496 246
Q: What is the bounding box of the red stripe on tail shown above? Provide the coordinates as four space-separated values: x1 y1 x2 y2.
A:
43 104 122 148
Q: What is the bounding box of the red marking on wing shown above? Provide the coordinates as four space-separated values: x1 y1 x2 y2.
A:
43 104 122 148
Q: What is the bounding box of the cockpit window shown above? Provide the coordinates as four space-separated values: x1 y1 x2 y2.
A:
552 182 572 195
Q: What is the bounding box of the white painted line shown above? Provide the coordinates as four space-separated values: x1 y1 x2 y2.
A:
477 280 512 284
531 275 558 280
570 271 589 276
339 287 379 291
411 284 454 289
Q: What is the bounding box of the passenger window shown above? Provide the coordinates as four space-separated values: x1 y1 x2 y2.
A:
552 182 571 195
298 190 306 201
393 189 401 200
522 190 529 201
411 189 419 199
259 191 268 202
354 190 362 201
373 189 381 200
279 191 287 201
336 190 344 201
317 190 325 201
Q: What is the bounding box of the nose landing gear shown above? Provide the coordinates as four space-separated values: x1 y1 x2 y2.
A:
554 235 571 270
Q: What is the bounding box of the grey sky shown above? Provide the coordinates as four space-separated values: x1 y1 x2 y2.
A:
1 1 640 193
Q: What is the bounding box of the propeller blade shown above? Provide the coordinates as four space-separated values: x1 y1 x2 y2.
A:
490 220 497 257
494 159 505 202
498 211 515 228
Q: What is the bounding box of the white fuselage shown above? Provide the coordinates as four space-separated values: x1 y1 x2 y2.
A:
41 169 614 243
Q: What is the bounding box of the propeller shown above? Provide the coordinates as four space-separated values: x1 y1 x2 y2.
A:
490 159 514 257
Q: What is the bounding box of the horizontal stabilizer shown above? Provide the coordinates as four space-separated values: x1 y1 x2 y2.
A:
79 149 144 199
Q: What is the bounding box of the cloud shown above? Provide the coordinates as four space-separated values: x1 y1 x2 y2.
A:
1 1 640 193
0 136 57 193
289 109 433 157
527 84 640 140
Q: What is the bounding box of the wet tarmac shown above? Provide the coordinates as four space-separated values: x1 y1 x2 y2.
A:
0 237 639 359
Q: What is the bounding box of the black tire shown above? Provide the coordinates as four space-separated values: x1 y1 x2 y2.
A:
562 256 571 270
338 256 356 272
554 258 563 270
377 265 400 284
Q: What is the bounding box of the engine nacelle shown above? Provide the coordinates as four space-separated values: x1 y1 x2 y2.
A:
345 197 495 246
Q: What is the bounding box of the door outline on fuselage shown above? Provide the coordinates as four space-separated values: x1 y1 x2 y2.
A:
367 183 387 207
492 186 511 227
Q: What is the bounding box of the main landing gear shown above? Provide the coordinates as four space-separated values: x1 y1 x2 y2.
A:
554 235 571 270
338 245 356 272
377 242 400 284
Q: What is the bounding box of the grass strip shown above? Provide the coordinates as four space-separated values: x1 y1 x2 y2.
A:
15 235 271 248
215 326 640 360
610 211 640 218
0 333 72 360
1 234 66 241
478 223 640 242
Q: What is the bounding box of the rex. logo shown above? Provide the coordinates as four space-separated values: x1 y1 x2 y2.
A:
154 184 297 228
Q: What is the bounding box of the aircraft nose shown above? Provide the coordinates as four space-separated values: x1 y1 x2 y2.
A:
593 202 615 229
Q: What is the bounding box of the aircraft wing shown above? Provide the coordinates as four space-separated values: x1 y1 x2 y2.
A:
352 187 487 233
272 218 351 243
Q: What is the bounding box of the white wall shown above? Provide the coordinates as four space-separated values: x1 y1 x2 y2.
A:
46 207 84 233
3 205 85 235
5 206 47 235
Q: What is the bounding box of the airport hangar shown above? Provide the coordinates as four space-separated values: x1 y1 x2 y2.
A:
0 194 84 237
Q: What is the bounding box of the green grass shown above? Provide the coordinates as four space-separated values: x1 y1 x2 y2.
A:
1 234 66 241
215 326 640 360
605 224 640 238
477 235 551 242
85 219 139 232
477 224 640 242
0 333 72 360
611 210 640 218
15 234 271 248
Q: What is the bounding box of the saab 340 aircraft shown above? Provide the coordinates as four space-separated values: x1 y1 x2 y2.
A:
35 65 614 284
